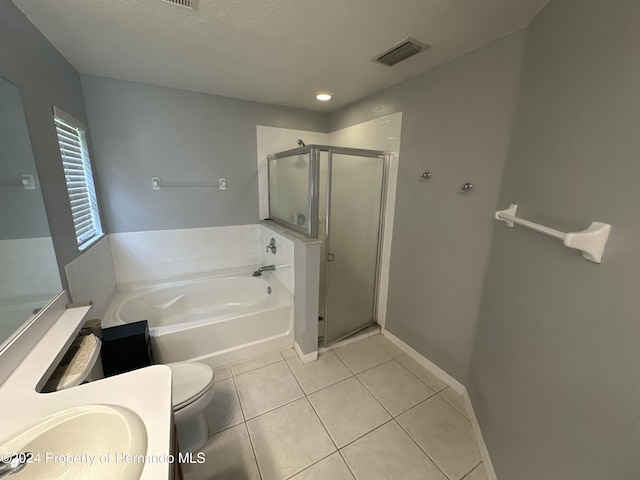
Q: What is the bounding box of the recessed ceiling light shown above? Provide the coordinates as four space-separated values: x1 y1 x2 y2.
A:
316 93 332 101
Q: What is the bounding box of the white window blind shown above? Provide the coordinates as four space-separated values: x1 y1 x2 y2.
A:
53 106 103 251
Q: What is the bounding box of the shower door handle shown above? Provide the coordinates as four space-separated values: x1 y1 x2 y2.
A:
327 253 335 262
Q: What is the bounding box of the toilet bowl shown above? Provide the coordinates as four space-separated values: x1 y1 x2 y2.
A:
167 362 215 454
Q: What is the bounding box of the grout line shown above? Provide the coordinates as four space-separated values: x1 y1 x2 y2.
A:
282 356 340 452
283 450 336 479
394 418 452 480
351 371 395 419
337 449 358 480
242 421 264 480
437 390 470 419
396 355 449 393
243 393 306 422
230 355 284 377
459 461 483 480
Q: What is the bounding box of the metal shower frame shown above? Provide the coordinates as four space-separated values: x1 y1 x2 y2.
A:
267 145 390 346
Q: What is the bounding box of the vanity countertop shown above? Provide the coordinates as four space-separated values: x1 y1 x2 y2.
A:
0 304 173 479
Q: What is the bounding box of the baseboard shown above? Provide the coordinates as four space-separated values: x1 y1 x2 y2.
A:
463 392 498 480
381 328 497 480
381 329 465 394
294 342 318 363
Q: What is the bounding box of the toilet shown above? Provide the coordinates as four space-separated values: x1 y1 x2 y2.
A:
49 337 215 454
167 361 215 454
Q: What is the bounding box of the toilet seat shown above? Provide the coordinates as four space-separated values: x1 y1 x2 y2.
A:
168 362 214 411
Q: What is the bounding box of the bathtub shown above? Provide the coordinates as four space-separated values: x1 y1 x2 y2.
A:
103 269 294 367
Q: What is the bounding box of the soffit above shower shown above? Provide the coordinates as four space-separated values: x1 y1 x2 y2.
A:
11 0 549 112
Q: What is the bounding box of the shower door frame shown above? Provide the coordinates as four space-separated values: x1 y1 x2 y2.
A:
266 146 320 238
321 147 389 347
267 145 389 347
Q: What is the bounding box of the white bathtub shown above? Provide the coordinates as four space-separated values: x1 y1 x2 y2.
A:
103 270 294 367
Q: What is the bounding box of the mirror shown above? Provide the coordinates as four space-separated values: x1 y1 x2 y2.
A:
0 77 62 350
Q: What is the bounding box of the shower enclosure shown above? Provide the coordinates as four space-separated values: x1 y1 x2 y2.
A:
267 145 387 346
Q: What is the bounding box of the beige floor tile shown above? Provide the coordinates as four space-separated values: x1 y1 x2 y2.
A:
289 452 355 480
440 387 468 418
231 350 284 375
396 354 448 392
235 361 303 419
205 377 244 435
397 396 481 480
308 377 391 448
247 398 336 480
334 338 392 374
214 366 232 382
368 334 404 357
182 423 260 480
357 360 436 416
281 348 297 359
341 421 447 480
286 351 352 394
464 463 488 480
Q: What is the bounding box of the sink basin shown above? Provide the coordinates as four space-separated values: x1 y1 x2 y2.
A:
0 404 147 479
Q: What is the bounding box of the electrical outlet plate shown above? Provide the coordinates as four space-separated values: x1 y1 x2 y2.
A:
219 177 227 190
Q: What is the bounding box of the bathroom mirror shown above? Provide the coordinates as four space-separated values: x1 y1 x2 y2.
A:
0 76 62 351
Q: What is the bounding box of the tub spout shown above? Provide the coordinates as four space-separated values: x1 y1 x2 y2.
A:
252 264 289 276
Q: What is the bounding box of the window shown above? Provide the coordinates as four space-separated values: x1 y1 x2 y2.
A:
53 106 103 251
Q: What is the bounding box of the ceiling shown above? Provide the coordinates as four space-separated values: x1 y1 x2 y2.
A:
12 0 549 112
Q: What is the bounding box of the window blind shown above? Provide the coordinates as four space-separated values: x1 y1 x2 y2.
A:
54 108 103 250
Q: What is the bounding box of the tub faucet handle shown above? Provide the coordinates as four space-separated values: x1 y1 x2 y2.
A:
266 238 277 254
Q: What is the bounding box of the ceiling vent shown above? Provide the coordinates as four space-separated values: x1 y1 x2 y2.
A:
161 0 197 9
373 37 430 67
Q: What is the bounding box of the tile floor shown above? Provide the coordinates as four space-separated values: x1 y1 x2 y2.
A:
184 335 489 480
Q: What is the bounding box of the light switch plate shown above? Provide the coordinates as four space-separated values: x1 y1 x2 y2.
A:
219 177 227 190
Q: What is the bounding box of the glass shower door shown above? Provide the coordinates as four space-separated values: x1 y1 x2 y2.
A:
324 152 384 345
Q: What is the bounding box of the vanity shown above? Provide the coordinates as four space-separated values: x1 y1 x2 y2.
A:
0 294 175 479
0 73 176 478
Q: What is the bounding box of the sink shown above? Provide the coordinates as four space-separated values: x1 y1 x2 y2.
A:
0 404 147 479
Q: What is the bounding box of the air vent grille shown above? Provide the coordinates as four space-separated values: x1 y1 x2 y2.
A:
373 37 430 67
161 0 197 9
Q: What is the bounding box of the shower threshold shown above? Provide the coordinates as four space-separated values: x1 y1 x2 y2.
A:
318 324 381 352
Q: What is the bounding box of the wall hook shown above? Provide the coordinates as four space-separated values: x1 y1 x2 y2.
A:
457 182 473 195
419 171 431 181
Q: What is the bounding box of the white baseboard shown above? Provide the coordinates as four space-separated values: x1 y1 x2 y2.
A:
381 329 465 394
294 342 318 363
381 328 497 480
463 392 498 480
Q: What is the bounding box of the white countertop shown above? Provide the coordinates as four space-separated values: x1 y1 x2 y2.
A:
0 304 173 479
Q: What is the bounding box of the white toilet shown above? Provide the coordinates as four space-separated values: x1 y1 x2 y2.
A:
167 362 215 454
48 336 215 453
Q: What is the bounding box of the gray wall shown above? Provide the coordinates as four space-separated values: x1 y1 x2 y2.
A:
81 75 328 233
469 1 640 479
330 31 526 381
0 0 97 287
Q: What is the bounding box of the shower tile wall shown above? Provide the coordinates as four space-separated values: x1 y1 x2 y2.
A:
0 237 61 300
64 235 117 318
109 225 263 284
260 227 294 294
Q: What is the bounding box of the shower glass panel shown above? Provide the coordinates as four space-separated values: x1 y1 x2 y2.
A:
324 152 384 344
267 152 312 236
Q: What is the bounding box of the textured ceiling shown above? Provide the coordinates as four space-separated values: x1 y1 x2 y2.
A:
12 0 549 112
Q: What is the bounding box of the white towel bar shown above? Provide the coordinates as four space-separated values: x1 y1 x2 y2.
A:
495 204 611 264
